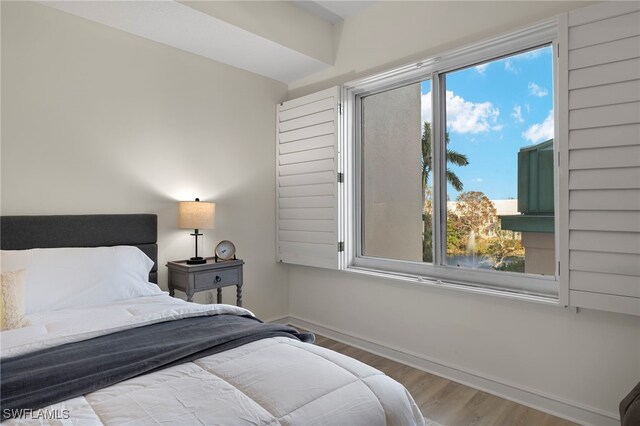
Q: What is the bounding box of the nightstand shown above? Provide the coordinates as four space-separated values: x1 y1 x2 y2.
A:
166 258 244 306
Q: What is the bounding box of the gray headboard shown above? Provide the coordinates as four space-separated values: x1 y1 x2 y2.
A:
0 214 158 283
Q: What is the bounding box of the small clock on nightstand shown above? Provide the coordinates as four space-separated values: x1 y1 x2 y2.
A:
215 240 236 262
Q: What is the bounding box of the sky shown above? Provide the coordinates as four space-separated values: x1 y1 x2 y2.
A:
421 45 554 200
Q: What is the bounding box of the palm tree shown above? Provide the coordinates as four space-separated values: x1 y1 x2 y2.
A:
421 122 469 193
421 121 468 262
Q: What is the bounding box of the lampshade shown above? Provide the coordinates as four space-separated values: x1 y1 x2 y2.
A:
178 199 215 230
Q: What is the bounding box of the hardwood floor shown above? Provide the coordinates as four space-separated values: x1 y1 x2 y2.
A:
310 332 576 426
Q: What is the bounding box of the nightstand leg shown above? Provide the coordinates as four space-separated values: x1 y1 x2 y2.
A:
236 284 242 307
186 291 194 302
169 286 175 297
217 288 222 304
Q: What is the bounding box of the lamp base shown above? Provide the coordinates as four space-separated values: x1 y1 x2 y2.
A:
186 257 207 265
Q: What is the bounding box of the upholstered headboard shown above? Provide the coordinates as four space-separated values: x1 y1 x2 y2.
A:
0 214 158 283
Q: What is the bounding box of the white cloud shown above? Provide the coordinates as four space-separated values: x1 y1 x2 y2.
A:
445 91 500 134
422 90 501 134
475 63 489 74
523 110 554 143
511 105 524 123
421 91 432 124
528 82 548 97
472 178 483 183
504 59 519 74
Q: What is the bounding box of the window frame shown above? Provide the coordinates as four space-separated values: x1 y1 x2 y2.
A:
341 19 562 301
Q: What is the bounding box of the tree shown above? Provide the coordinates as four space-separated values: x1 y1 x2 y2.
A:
486 225 525 271
446 211 465 255
421 122 469 193
454 191 497 236
421 122 469 262
447 192 526 271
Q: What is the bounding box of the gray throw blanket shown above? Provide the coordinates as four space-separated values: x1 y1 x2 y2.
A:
1 314 314 419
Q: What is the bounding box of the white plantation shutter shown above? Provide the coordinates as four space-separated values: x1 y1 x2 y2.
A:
276 87 341 269
565 2 640 315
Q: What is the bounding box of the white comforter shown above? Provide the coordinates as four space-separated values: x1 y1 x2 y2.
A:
2 295 424 425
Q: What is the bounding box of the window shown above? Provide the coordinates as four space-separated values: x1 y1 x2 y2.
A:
348 22 559 299
443 47 555 275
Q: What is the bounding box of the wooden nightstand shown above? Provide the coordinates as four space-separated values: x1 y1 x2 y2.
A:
166 258 244 306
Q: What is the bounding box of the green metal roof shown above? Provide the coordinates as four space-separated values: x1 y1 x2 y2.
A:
520 138 553 153
499 139 555 233
500 214 554 233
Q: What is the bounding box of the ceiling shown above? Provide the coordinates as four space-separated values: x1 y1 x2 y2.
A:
292 1 376 24
39 1 375 84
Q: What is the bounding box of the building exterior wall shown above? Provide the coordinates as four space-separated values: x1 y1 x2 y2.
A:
362 84 422 261
522 232 556 275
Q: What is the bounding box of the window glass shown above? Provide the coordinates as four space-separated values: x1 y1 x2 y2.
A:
361 82 432 262
443 45 555 275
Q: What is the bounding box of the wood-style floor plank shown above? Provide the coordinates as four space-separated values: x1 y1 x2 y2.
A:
306 330 576 426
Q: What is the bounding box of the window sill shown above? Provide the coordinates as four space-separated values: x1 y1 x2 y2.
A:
343 265 562 307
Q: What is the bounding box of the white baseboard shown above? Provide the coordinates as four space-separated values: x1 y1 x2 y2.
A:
276 315 619 426
263 315 290 324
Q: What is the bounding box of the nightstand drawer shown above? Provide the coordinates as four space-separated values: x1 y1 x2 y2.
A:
194 268 239 290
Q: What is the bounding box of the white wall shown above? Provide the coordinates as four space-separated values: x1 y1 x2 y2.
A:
286 1 640 422
288 1 598 97
0 2 289 320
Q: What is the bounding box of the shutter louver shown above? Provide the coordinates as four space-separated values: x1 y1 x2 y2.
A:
566 2 640 315
276 87 341 269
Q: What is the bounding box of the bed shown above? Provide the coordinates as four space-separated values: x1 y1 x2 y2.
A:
0 214 424 425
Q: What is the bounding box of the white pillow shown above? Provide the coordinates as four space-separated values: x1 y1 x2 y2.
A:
1 269 31 330
0 246 164 314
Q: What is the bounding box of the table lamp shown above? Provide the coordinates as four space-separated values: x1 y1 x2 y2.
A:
178 198 215 264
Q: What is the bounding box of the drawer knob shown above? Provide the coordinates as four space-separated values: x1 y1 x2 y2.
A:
215 275 222 283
